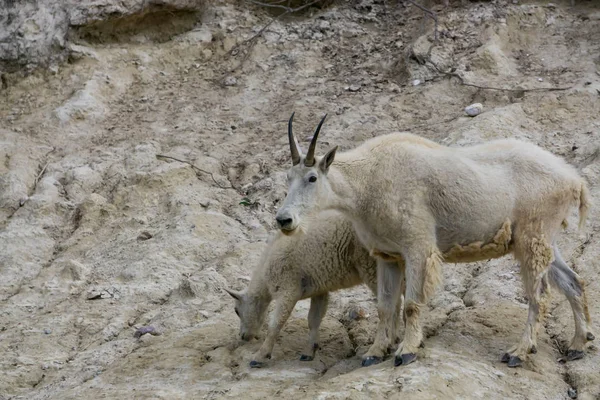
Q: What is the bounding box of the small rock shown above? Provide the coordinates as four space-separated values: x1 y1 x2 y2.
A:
347 84 361 92
537 77 543 82
412 79 421 86
224 76 237 86
134 326 160 339
465 103 483 117
43 329 52 335
389 83 401 93
318 20 330 30
87 290 102 300
348 306 368 320
137 231 153 241
567 387 577 399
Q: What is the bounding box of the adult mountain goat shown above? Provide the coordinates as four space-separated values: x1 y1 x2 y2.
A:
227 210 405 367
275 113 593 368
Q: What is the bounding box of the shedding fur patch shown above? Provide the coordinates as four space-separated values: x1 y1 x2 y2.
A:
371 249 401 262
443 219 513 263
529 235 553 275
578 277 592 325
423 247 443 302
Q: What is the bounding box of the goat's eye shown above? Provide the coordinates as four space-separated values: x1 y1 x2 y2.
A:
308 176 317 183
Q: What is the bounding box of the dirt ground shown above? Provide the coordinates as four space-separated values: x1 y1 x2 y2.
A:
1 0 600 398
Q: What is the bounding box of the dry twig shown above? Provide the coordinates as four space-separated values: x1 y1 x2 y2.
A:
447 72 573 92
35 162 49 186
155 154 231 189
406 0 438 42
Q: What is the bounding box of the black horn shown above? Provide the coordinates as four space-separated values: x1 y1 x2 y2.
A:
305 114 327 167
288 112 301 165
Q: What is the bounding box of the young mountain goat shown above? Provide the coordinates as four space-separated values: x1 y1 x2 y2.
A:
275 113 593 368
226 210 405 368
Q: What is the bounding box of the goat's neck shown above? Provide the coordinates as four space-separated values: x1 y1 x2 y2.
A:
326 162 364 218
246 270 272 305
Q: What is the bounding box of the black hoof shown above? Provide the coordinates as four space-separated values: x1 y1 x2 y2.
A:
586 332 595 341
507 356 522 368
249 360 265 368
501 353 510 363
394 353 417 367
299 354 314 361
530 345 537 354
361 356 382 367
566 350 585 361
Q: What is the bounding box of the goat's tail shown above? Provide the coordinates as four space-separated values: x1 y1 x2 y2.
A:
578 180 591 231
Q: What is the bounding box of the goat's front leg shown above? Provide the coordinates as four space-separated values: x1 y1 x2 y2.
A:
250 294 297 368
362 259 404 367
300 293 329 361
394 245 443 366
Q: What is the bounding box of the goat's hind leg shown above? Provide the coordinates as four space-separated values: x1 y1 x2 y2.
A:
503 235 553 368
300 293 329 361
362 259 403 367
548 245 595 361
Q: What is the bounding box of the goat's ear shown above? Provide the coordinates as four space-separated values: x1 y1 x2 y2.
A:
319 146 338 173
225 288 242 300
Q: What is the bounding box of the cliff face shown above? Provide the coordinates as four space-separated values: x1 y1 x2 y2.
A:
1 0 599 399
0 0 203 73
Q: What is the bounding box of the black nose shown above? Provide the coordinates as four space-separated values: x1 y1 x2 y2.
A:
276 217 293 228
241 333 250 341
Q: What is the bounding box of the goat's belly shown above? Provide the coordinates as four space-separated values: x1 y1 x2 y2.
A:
439 218 513 263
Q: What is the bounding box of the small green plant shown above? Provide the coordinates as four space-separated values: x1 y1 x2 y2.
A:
239 197 255 206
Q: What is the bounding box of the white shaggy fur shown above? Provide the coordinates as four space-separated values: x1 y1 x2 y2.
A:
227 210 404 367
277 114 593 368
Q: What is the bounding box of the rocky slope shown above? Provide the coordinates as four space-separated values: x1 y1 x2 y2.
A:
1 0 599 399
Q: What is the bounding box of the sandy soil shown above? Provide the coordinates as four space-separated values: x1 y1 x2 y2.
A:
1 0 599 398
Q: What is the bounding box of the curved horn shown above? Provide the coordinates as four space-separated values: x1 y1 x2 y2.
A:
305 114 327 167
288 112 301 165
